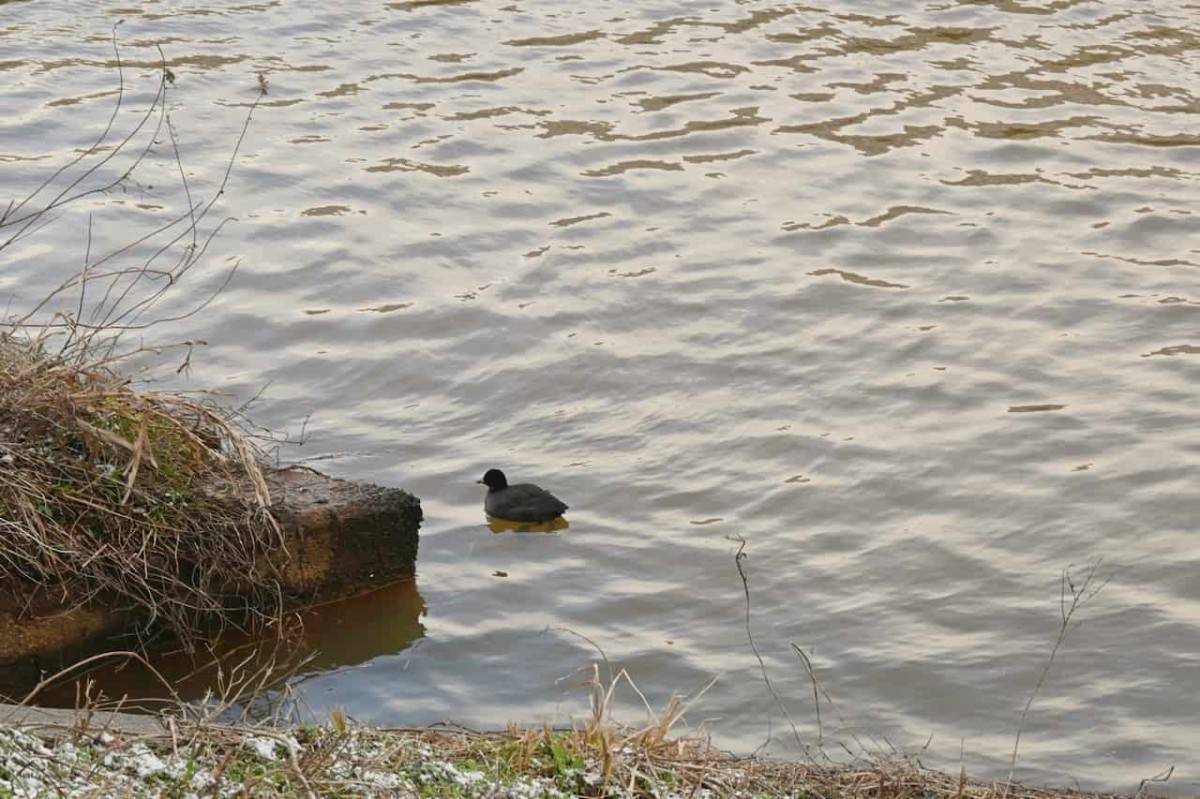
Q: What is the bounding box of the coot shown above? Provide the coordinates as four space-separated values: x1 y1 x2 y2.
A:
477 468 568 522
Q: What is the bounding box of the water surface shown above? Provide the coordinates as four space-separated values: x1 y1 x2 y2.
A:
1 0 1198 790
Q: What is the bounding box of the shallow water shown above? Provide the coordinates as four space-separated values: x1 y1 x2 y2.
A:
2 0 1198 790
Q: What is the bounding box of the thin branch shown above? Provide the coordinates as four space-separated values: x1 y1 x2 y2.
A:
728 534 810 758
1005 559 1109 793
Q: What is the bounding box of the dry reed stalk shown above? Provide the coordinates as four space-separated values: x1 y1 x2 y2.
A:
0 34 286 656
3 683 1126 799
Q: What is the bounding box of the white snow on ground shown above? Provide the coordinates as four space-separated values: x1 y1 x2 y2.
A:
0 725 628 798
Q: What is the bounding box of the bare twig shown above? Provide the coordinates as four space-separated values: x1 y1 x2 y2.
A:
1134 765 1175 799
790 643 823 746
1005 560 1109 792
728 534 809 758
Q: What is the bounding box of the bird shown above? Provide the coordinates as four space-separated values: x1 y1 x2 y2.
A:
477 468 568 522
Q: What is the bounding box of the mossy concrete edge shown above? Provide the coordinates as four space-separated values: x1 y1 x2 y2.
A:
0 467 422 680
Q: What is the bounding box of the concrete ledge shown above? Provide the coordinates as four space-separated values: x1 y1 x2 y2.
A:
0 467 421 680
0 703 167 738
264 467 422 596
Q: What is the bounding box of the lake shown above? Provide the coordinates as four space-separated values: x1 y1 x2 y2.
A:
1 0 1197 790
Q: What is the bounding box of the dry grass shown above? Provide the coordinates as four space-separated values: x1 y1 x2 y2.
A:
0 657 1149 799
379 662 1139 799
0 36 286 652
0 635 1158 797
0 322 285 650
362 725 1136 799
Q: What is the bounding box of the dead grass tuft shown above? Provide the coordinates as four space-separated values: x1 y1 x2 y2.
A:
0 650 1150 798
0 34 284 653
0 331 286 650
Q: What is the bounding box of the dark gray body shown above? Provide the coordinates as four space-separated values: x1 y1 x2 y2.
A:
485 483 569 522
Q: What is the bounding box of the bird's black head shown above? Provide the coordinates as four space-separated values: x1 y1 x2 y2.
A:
477 468 508 490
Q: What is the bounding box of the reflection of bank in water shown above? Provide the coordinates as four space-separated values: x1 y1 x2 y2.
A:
487 515 569 534
28 579 426 710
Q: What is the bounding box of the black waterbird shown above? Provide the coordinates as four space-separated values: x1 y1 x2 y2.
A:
477 468 568 522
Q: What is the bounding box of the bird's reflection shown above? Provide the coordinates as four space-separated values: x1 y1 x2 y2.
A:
487 515 569 534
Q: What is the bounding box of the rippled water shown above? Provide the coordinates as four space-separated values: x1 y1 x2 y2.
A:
2 0 1199 790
